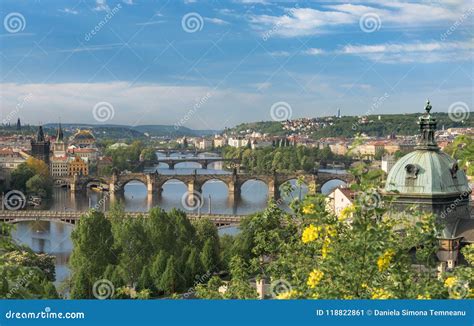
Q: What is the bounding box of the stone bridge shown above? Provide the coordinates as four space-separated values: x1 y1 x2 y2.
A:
141 157 239 169
0 210 241 227
55 170 352 200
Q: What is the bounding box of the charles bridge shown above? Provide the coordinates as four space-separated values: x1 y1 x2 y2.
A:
53 169 352 200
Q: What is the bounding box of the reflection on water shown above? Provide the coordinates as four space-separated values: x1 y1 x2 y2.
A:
49 153 346 215
11 221 73 288
16 152 347 290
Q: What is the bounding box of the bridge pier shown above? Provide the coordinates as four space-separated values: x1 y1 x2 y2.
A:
268 180 280 200
146 175 160 195
187 181 202 194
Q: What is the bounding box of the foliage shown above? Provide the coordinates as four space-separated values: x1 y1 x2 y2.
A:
68 207 222 298
444 135 474 177
0 223 58 299
9 158 53 200
229 113 473 138
196 165 472 300
222 145 346 173
69 211 116 299
140 147 157 161
105 141 147 171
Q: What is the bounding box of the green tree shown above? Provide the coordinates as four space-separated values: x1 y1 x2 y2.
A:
160 255 181 295
200 239 220 272
69 211 116 299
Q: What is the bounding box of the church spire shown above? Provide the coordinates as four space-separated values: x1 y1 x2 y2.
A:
36 125 45 142
56 122 64 142
416 100 438 150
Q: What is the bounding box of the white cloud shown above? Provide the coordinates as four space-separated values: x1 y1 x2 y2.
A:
249 1 470 37
304 48 325 55
59 8 79 15
204 17 229 25
123 0 134 4
340 40 473 63
94 0 109 12
0 82 269 129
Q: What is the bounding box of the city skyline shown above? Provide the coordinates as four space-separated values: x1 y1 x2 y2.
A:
1 0 473 129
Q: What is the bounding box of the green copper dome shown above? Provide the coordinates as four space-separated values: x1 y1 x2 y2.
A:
384 150 471 196
384 101 471 197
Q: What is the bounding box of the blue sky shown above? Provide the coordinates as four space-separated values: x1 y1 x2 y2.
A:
0 0 472 129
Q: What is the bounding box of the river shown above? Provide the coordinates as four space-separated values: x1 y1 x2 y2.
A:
11 152 348 291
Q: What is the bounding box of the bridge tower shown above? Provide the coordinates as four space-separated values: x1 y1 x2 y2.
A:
70 174 79 192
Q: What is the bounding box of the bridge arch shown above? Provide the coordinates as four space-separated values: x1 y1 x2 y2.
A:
239 179 269 199
319 178 348 195
200 178 229 196
159 178 188 194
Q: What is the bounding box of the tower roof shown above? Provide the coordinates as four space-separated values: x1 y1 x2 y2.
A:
56 123 64 142
384 102 471 197
36 125 45 142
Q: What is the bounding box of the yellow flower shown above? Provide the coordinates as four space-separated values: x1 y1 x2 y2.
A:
339 205 355 221
325 225 337 237
371 288 393 299
417 294 431 300
302 224 320 243
444 276 457 288
307 269 324 288
321 244 329 259
276 290 299 299
343 294 354 299
377 249 395 272
302 203 316 215
361 283 368 289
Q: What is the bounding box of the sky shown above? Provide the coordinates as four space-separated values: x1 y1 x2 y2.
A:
0 0 472 130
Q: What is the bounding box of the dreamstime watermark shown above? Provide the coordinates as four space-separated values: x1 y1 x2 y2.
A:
352 92 390 130
174 92 212 130
181 12 204 33
270 101 292 122
181 190 204 211
2 93 33 125
440 190 470 219
93 181 122 211
3 190 26 211
92 279 115 299
270 279 292 298
183 268 216 298
6 270 35 298
440 7 474 41
3 12 26 33
5 307 85 320
84 4 122 42
262 4 299 41
92 101 115 122
448 101 470 122
447 279 470 299
357 189 382 210
359 12 382 33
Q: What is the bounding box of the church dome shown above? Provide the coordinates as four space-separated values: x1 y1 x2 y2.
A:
385 150 471 196
73 130 95 140
384 101 471 198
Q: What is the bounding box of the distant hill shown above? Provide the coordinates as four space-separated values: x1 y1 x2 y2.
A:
43 123 219 138
229 112 473 138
